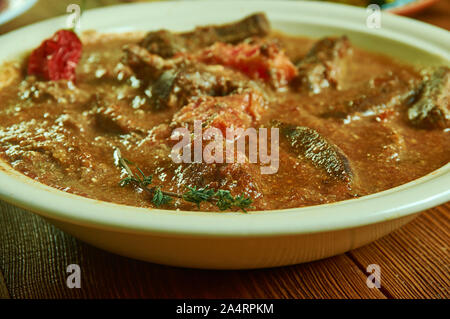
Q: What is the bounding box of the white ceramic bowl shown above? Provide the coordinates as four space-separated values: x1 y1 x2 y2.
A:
0 0 37 26
0 1 449 269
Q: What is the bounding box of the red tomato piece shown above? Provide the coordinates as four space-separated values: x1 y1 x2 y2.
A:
192 42 298 87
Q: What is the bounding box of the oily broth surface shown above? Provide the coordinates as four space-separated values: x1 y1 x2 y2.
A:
0 31 448 211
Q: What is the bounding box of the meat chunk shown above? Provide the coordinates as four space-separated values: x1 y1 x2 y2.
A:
94 104 142 134
173 160 264 209
148 69 178 110
0 119 96 177
124 44 252 110
189 13 270 46
140 13 270 58
129 92 268 210
295 36 351 94
171 92 265 135
169 92 266 205
190 41 298 88
90 95 154 135
139 30 186 59
154 92 269 210
123 44 171 83
408 66 450 129
277 122 353 184
150 64 248 110
318 73 417 120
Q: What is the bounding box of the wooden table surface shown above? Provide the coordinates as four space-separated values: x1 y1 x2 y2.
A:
0 0 449 299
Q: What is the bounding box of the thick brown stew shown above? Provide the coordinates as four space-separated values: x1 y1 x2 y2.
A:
0 14 448 211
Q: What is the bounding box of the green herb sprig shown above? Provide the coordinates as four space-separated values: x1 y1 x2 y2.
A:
114 149 253 212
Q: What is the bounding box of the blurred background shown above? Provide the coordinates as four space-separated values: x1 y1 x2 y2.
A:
0 0 449 34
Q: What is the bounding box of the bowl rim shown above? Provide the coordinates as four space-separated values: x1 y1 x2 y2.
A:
386 0 441 16
0 0 449 238
0 0 37 26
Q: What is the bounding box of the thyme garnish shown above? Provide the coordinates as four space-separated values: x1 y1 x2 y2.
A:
114 149 253 212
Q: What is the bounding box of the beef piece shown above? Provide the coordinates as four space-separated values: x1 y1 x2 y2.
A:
149 64 247 110
132 124 173 150
277 122 353 183
0 118 96 176
408 66 450 129
189 13 270 45
171 92 265 135
175 160 264 207
139 30 186 59
130 125 266 210
123 44 171 83
149 69 178 110
190 40 298 88
94 104 139 134
90 95 151 135
295 36 351 94
167 92 268 209
318 73 417 120
140 13 270 58
124 44 251 110
127 92 268 210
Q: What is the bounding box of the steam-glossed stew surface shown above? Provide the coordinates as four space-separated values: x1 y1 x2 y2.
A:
0 14 448 211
